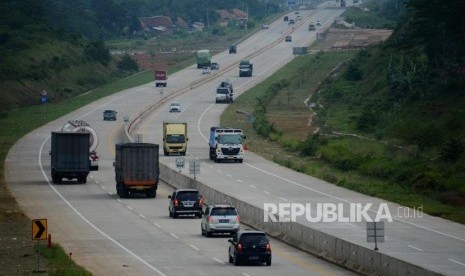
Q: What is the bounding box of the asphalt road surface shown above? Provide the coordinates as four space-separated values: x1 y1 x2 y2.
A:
5 5 465 276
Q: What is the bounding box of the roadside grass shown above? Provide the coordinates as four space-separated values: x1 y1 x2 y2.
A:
221 50 465 224
0 71 154 275
38 244 91 275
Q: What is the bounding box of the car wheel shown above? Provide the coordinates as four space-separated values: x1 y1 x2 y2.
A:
266 259 271 266
172 211 177 219
228 251 233 263
169 209 173 218
233 256 240 266
206 230 212 237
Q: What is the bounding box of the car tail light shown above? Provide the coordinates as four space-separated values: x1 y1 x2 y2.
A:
266 243 271 251
198 197 204 206
174 199 179 206
208 216 213 223
237 243 242 252
236 215 240 223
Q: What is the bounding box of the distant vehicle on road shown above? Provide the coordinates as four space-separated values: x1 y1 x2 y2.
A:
289 19 295 25
261 24 269 29
196 49 211 69
309 22 316 31
285 35 292 42
211 62 219 70
169 102 181 113
316 20 321 27
229 44 237 54
202 66 211 74
154 69 168 87
284 16 288 21
103 110 117 121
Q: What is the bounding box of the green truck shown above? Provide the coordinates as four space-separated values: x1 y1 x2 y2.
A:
196 49 211 69
239 60 253 77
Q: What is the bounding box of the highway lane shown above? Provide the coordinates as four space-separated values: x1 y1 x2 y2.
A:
5 7 356 276
135 9 465 276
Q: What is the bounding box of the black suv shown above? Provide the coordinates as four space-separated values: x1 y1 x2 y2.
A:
228 230 271 266
168 189 203 218
103 110 117 121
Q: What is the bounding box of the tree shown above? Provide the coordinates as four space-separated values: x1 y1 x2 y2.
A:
84 40 111 65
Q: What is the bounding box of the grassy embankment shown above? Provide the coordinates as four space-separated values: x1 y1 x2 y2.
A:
221 47 465 224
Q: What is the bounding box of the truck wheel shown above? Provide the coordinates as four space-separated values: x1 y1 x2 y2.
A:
147 187 156 198
121 187 129 198
238 159 243 163
215 158 220 163
164 150 168 156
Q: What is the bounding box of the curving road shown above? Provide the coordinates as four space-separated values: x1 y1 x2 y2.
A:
6 4 465 276
5 7 358 276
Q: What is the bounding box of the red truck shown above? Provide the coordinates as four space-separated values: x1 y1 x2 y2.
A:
155 70 167 87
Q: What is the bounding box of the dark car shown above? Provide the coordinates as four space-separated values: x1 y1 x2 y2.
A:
168 189 203 218
285 35 292 42
228 230 271 266
211 62 220 70
103 110 117 121
229 44 237 54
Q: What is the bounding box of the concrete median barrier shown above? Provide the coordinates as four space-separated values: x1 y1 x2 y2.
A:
159 162 442 276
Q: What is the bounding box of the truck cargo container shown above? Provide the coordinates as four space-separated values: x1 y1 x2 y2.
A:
114 143 159 198
61 120 99 171
163 122 188 156
50 132 90 184
196 49 211 69
155 69 168 87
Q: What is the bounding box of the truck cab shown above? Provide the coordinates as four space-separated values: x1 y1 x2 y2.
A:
216 80 234 103
163 122 188 156
239 60 253 77
209 127 246 163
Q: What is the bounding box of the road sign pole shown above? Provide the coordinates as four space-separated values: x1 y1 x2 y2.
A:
36 240 40 271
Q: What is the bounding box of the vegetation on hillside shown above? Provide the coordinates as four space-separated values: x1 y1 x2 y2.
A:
222 0 465 221
0 0 283 112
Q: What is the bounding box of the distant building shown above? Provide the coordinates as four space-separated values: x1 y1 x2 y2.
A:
215 8 248 27
139 16 173 34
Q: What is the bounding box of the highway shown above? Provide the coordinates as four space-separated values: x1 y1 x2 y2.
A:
5 3 465 276
5 7 358 276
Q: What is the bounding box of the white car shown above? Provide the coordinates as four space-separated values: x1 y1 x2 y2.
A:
202 67 211 74
261 24 269 29
169 102 181 112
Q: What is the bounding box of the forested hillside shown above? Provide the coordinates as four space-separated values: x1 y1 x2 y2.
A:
229 0 465 220
0 0 280 112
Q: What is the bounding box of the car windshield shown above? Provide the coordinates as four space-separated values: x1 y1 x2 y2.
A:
239 64 249 69
218 134 242 144
166 134 185 143
217 89 229 94
177 191 199 200
240 233 268 244
211 207 237 216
